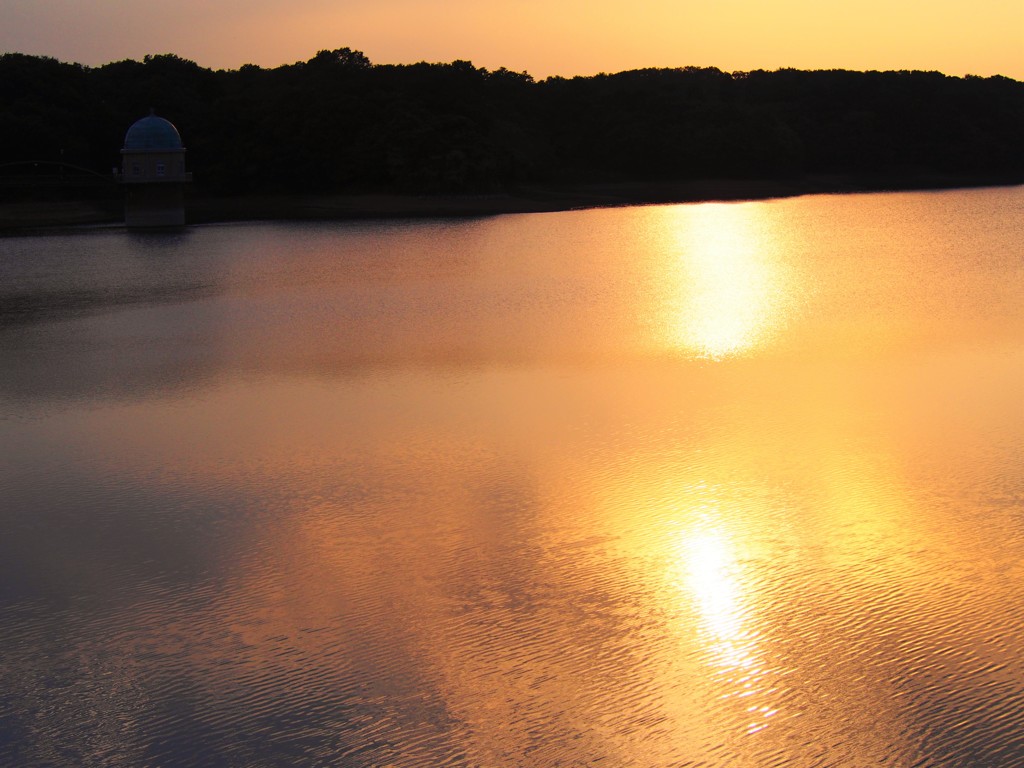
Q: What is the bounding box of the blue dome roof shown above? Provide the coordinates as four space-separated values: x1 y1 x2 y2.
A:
123 112 184 150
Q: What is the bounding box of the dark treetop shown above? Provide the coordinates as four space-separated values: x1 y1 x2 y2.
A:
2 48 1022 199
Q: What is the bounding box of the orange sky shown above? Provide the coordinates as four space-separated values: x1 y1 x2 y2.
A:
2 0 1022 79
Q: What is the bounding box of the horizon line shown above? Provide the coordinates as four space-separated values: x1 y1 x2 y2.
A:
3 48 1020 84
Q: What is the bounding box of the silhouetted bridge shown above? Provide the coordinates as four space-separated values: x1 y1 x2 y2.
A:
0 161 120 189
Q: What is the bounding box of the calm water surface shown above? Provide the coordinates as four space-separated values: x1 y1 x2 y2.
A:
2 187 1023 767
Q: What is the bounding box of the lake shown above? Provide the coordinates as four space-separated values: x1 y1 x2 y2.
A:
1 187 1023 767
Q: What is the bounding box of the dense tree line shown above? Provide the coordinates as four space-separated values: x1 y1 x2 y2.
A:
1 49 1022 197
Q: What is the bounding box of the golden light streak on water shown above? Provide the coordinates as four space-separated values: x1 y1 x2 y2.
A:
660 202 794 359
676 524 777 735
681 527 749 667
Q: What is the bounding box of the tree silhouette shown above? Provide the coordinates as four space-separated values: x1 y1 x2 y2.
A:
1 50 1021 200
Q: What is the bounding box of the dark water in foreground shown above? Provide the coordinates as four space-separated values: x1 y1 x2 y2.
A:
1 188 1023 767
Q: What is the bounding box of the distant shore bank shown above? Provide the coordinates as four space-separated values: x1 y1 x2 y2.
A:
2 175 1020 233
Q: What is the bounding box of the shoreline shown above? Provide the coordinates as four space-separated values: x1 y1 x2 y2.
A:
1 174 1020 233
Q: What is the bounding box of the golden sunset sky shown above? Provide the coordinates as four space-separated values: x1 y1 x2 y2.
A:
2 0 1022 79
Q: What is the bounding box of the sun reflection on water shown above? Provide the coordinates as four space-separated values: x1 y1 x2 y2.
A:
677 520 777 735
660 202 792 359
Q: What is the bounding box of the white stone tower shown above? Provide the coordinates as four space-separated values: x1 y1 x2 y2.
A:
121 110 191 227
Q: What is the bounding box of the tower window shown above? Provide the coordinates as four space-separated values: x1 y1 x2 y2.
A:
156 162 166 177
